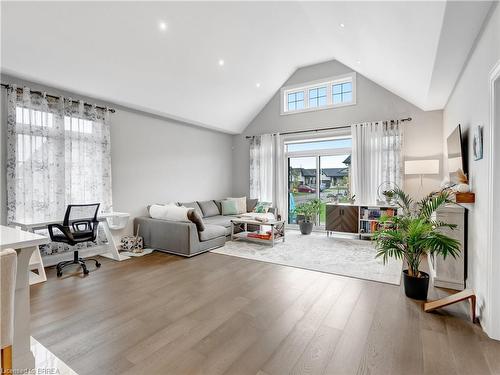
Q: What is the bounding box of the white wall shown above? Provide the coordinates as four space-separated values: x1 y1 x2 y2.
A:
443 4 500 337
232 60 444 201
0 75 234 237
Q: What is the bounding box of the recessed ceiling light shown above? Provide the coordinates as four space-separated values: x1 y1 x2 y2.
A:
256 83 261 88
158 21 167 31
356 60 361 65
218 59 225 66
340 23 345 28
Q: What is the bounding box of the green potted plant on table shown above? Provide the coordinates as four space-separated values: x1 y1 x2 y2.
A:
294 198 321 235
374 189 461 300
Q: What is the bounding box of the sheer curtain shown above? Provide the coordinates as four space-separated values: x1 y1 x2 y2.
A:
249 133 286 218
351 121 403 204
6 86 112 224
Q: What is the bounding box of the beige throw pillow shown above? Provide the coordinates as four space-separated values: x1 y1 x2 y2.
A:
227 197 247 214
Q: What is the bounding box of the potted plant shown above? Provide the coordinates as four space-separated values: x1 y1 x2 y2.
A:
374 189 461 300
294 198 321 235
382 190 395 205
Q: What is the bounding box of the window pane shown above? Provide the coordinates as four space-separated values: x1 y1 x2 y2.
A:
309 98 318 108
288 102 296 111
333 93 342 104
319 96 327 106
287 93 295 102
343 92 353 103
342 82 352 92
333 84 342 94
296 91 304 100
309 88 318 99
318 87 327 96
296 100 304 110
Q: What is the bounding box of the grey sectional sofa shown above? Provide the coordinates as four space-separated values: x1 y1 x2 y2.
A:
134 198 264 257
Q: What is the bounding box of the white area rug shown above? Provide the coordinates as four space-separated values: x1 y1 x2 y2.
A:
212 231 402 285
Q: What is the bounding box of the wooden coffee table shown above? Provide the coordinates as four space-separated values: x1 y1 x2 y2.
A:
230 218 285 247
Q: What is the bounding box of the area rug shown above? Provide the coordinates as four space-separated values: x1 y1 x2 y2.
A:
212 230 402 285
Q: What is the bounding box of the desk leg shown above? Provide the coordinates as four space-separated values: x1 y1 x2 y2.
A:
100 221 130 261
13 246 36 370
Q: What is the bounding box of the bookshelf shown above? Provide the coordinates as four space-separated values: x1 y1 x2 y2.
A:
358 205 398 238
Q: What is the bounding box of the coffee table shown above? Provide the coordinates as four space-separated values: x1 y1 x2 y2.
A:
230 218 285 247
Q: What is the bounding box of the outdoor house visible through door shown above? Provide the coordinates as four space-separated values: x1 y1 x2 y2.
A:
286 132 352 228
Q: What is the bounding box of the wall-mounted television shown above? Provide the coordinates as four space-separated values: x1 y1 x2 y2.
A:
447 124 467 184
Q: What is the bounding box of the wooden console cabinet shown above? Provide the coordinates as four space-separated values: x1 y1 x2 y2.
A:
325 205 359 234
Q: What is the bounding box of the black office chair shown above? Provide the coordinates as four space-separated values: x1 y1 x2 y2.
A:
48 204 102 277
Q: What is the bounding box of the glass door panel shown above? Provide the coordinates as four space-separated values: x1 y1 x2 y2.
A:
319 154 352 226
288 156 317 224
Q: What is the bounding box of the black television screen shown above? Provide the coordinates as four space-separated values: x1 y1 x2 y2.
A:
447 124 466 183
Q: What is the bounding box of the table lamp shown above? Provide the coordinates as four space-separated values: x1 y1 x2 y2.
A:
405 159 440 188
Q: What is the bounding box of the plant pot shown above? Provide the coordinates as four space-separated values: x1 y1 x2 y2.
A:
299 221 313 235
402 270 429 300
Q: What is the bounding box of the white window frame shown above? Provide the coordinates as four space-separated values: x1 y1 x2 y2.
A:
281 72 357 115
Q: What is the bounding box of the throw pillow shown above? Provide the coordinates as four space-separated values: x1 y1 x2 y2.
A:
197 200 220 217
187 209 205 232
254 201 272 213
227 197 247 214
149 204 190 221
221 200 238 215
246 198 258 212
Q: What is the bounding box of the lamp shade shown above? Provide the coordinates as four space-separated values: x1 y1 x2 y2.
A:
405 160 440 175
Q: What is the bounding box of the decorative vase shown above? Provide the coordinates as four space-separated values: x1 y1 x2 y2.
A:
402 270 429 300
299 221 313 235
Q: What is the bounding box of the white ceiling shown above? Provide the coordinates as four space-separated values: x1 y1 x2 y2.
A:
1 1 493 134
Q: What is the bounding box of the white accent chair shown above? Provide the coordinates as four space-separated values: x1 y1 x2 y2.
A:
1 248 17 372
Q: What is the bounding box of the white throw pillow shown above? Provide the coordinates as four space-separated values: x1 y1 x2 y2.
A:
227 197 247 214
149 204 189 222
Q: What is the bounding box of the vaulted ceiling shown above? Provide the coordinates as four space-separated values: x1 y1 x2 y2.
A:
1 1 493 134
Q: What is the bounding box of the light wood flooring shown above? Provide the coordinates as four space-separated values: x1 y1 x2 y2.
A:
30 251 500 375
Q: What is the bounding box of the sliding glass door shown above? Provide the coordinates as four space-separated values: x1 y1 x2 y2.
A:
286 136 352 228
288 157 317 224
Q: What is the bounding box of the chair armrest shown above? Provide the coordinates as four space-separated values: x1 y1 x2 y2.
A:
47 223 74 241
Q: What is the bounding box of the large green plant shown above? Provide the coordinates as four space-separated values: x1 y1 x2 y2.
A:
294 198 321 223
374 189 461 278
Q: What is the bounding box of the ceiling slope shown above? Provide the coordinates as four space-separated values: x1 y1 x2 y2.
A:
0 1 493 134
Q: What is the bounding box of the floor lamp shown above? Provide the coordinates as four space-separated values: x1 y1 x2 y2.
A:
404 160 440 191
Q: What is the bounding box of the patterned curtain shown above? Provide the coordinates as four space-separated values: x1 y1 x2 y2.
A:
351 121 403 204
6 86 113 225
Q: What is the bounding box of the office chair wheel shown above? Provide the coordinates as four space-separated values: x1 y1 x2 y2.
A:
83 269 90 275
96 262 101 268
57 271 62 277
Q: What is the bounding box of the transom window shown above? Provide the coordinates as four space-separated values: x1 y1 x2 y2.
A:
287 91 304 111
333 82 352 104
281 72 356 115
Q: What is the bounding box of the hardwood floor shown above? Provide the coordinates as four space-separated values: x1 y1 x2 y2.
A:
30 252 500 375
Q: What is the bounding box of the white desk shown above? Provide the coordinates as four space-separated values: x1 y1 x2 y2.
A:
0 225 49 370
11 213 131 285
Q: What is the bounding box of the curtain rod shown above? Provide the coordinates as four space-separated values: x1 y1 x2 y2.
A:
245 117 412 139
0 83 116 113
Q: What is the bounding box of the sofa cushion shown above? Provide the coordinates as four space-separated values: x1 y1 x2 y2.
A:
187 209 205 232
198 200 220 218
203 215 237 235
214 200 223 214
149 204 189 221
246 198 258 212
199 224 226 242
221 200 238 215
179 201 203 217
227 197 247 214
